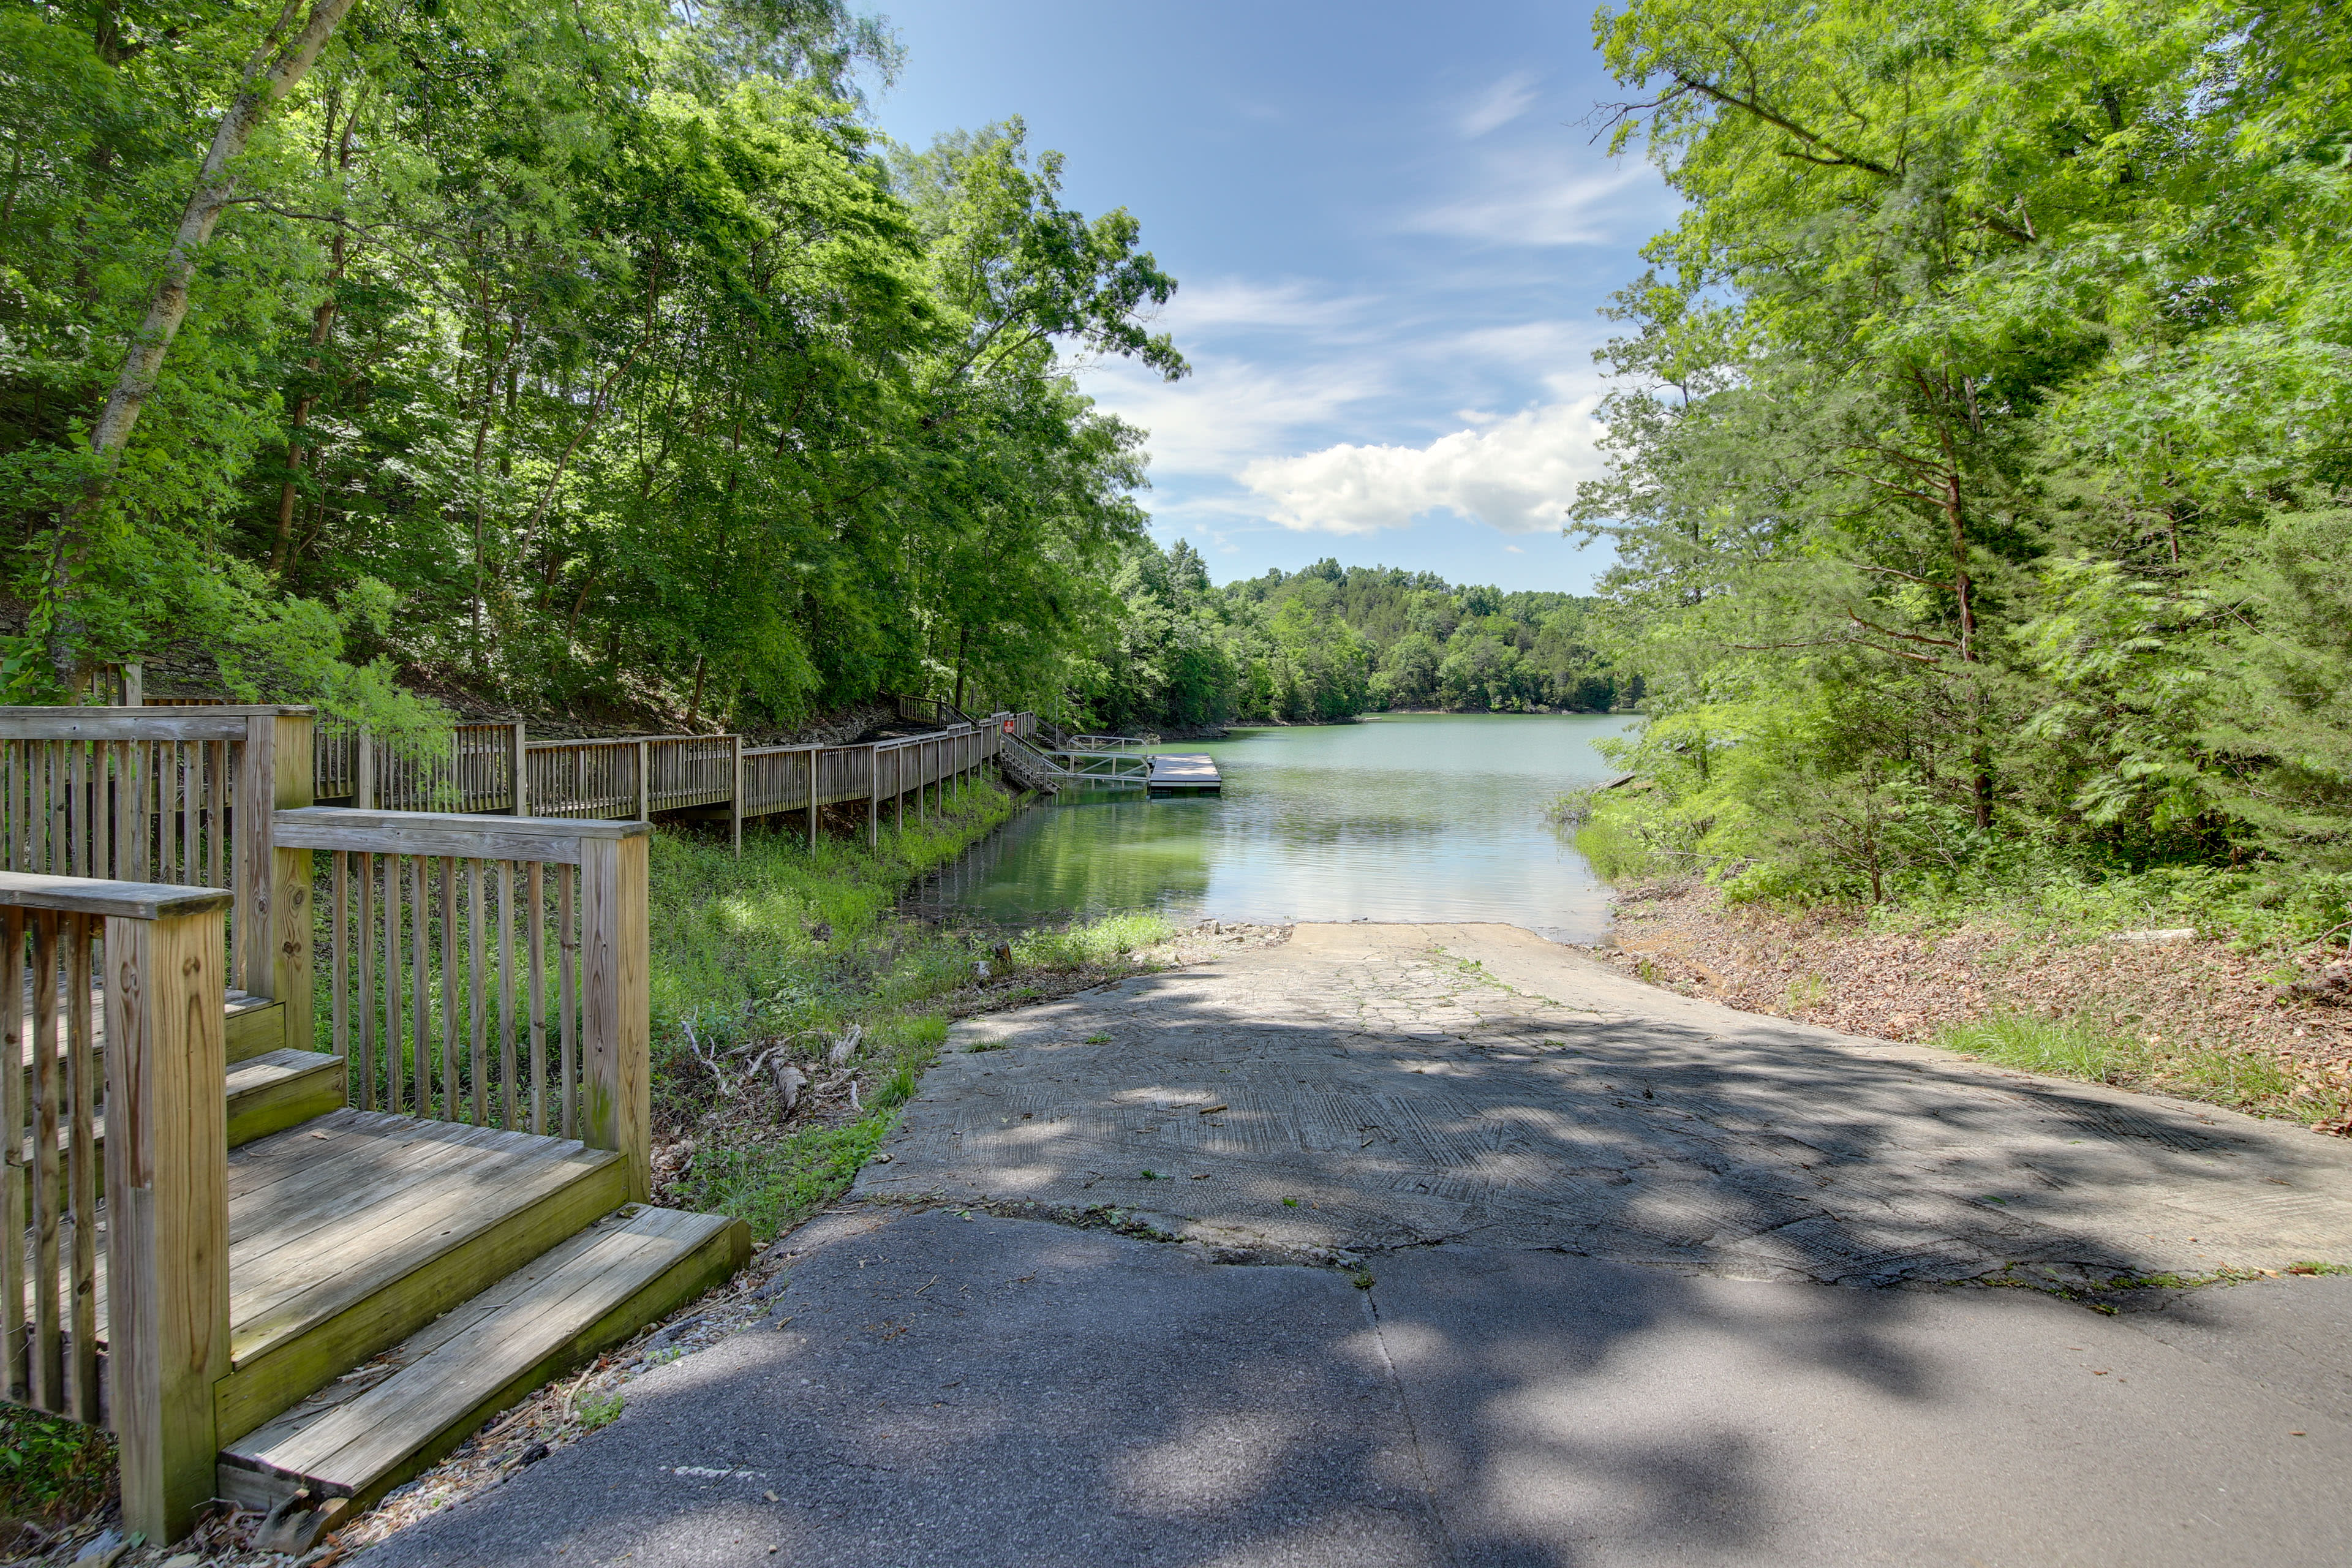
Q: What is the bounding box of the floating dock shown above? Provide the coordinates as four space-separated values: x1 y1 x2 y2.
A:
1147 753 1221 795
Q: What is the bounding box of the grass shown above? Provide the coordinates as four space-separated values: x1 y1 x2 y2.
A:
1931 1012 2342 1125
645 781 1177 1241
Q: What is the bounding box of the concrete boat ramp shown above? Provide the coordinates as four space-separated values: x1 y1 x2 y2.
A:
361 923 2352 1567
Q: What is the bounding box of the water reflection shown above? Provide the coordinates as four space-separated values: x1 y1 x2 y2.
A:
911 713 1637 942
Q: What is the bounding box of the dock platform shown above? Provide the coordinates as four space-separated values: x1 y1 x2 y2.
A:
1147 753 1221 794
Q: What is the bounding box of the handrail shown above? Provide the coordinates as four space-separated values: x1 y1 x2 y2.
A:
287 809 651 1200
0 873 232 921
274 806 648 864
0 869 233 1542
0 707 304 741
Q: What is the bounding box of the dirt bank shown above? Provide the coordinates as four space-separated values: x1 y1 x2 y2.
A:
1576 880 2352 1133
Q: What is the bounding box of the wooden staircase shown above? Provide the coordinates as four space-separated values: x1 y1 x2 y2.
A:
81 1071 747 1531
0 709 753 1546
207 1110 744 1528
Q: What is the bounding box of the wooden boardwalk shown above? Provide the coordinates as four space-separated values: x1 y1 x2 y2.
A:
295 696 1030 850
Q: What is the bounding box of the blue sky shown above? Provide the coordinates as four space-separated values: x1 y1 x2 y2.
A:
865 2 1678 594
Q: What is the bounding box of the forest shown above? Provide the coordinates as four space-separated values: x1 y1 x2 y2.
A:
1079 544 1630 733
0 0 1643 750
0 0 1182 739
1567 0 2352 944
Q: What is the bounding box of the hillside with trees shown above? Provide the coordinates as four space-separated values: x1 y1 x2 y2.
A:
1568 0 2352 949
1082 544 1630 732
1 0 1179 736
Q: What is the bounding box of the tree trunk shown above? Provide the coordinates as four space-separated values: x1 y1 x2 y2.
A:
45 0 361 688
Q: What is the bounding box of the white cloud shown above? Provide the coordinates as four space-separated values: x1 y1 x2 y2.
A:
1238 399 1610 536
1158 278 1374 334
1407 158 1665 248
1458 71 1541 138
1086 353 1390 478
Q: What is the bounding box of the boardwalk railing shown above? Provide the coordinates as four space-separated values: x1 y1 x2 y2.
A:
327 709 1024 851
0 706 313 1042
0 872 236 1542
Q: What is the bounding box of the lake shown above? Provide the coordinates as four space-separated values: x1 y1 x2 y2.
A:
911 712 1636 941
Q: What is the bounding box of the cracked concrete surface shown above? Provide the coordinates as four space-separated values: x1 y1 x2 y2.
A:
859 923 2352 1284
364 923 2352 1567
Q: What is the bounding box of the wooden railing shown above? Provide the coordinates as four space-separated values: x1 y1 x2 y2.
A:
273 808 651 1200
0 872 235 1542
0 710 664 1544
324 709 1025 851
0 707 312 1011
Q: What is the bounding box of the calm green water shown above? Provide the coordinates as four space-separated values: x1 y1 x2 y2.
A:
913 713 1636 941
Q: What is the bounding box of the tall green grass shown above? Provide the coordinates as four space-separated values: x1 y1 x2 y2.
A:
648 783 1175 1239
1932 1012 2339 1125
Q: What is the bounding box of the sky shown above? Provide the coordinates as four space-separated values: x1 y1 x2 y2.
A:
865 2 1680 594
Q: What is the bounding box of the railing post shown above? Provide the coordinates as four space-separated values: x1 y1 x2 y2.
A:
578 830 650 1202
355 729 375 810
511 722 529 816
105 888 234 1544
729 734 744 856
867 744 879 848
635 740 650 823
240 710 312 1015
254 714 315 1051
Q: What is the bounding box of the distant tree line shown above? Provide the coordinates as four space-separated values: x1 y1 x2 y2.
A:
1075 544 1632 732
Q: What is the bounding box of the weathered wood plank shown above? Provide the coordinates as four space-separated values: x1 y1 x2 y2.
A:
271 807 647 864
527 862 546 1135
557 865 576 1140
0 908 23 1403
468 858 487 1125
224 1050 346 1148
579 834 649 1202
104 900 232 1544
497 860 516 1130
266 711 314 1042
64 914 97 1423
407 856 428 1117
0 711 260 742
31 910 61 1409
219 1206 744 1509
0 872 231 922
213 1139 625 1444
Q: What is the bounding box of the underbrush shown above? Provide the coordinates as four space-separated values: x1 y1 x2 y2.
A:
1574 782 2352 956
0 1406 113 1529
1932 1013 2334 1125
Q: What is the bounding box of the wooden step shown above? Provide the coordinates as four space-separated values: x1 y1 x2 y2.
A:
20 989 285 1093
225 994 288 1062
217 1204 749 1512
20 1050 347 1219
227 1049 347 1148
207 1109 633 1443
